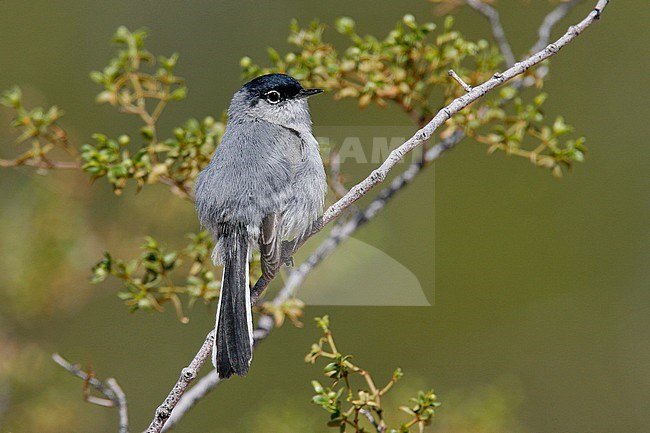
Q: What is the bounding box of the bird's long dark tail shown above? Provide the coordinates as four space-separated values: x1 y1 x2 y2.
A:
213 227 253 378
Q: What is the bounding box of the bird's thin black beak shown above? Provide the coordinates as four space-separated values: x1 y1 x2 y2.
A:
297 88 324 98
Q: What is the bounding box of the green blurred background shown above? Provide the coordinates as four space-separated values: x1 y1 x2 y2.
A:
1 1 648 432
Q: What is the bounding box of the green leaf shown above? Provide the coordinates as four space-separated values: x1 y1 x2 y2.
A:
140 126 154 139
315 315 330 331
335 17 356 35
1 86 23 108
311 380 324 393
170 87 187 101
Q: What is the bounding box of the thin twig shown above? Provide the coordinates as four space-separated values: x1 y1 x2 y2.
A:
52 353 129 432
52 354 117 402
0 157 81 169
149 1 609 430
106 378 129 433
52 125 79 158
448 69 472 92
465 0 516 67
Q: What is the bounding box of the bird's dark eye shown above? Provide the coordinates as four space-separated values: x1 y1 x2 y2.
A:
265 90 281 104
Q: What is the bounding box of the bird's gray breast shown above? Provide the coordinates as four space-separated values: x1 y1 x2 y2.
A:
195 118 300 237
280 129 327 239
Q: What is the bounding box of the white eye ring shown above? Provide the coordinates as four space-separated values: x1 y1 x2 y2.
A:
265 90 281 104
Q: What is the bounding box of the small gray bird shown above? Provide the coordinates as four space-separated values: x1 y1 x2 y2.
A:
195 74 326 378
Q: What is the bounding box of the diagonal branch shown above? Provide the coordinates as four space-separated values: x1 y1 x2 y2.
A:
161 316 274 431
523 0 585 86
531 0 585 55
144 331 214 433
147 1 609 431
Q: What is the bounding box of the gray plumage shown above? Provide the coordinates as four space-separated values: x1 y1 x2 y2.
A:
195 74 326 378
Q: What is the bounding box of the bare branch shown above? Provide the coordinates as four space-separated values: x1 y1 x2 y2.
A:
145 331 214 433
52 353 130 432
161 318 274 431
52 353 116 403
106 378 129 433
448 69 472 92
160 369 219 431
465 0 516 66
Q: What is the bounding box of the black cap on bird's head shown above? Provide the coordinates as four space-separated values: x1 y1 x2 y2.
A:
242 73 323 106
